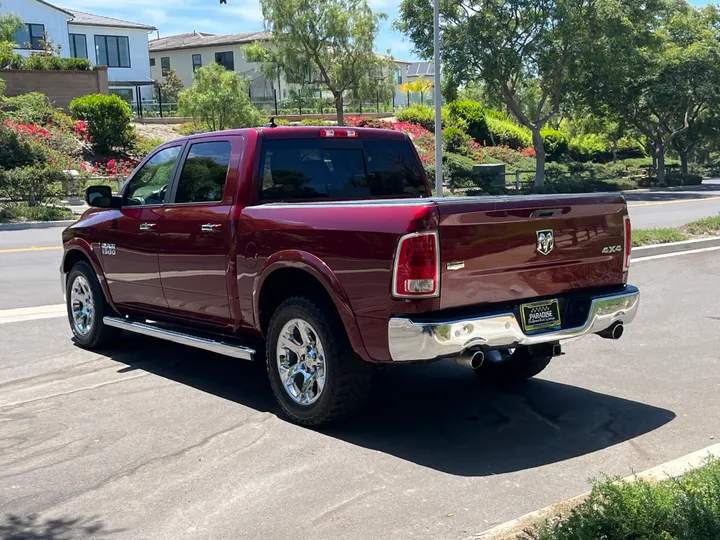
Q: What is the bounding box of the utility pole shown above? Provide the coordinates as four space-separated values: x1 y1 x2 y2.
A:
433 0 443 197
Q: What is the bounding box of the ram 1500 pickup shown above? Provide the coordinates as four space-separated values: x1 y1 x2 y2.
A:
61 126 640 425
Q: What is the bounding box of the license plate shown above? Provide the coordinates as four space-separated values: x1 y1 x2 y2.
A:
521 299 562 332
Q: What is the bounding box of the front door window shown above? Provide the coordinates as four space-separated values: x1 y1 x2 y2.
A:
125 146 182 206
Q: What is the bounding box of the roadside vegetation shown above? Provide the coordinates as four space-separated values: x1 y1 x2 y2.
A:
633 214 720 247
521 456 720 540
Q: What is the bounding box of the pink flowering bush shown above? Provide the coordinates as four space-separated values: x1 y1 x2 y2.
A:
93 158 138 177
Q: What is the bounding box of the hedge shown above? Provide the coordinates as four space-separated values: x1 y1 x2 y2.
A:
70 94 136 153
0 124 47 169
0 166 64 204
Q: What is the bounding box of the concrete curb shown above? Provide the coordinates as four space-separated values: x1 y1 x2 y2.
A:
633 236 720 258
0 220 74 232
470 443 720 540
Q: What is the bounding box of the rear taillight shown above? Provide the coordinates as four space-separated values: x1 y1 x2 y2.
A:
319 128 358 138
392 231 440 298
623 215 632 271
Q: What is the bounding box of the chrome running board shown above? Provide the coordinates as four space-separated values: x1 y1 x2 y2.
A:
103 317 256 361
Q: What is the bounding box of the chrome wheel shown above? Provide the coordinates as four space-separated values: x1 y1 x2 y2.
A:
70 275 95 336
276 318 327 405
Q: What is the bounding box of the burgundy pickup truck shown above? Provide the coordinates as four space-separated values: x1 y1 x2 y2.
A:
61 126 639 425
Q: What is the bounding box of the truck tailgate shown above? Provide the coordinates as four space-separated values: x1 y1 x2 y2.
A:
435 194 628 310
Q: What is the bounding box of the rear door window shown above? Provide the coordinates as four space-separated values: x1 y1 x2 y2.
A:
174 141 232 203
259 138 425 201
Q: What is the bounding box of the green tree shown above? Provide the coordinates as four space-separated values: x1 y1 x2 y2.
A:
243 0 393 125
570 0 720 183
397 0 597 186
0 7 22 43
178 63 261 131
160 68 184 103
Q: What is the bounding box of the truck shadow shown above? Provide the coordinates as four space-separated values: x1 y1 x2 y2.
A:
96 337 675 478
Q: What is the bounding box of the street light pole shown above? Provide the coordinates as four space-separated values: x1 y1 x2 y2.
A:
433 0 443 197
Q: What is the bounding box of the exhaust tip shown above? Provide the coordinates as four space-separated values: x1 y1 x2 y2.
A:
456 349 485 370
598 322 624 340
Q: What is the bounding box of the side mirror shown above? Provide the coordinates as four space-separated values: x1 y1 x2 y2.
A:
86 185 121 209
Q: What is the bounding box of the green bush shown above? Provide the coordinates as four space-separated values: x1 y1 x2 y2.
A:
442 125 471 153
132 136 164 160
525 457 720 540
541 127 569 161
569 134 645 163
297 118 331 126
396 104 464 132
485 116 533 149
0 92 55 124
70 94 136 154
0 124 47 169
15 55 91 71
665 171 703 186
0 166 64 204
0 201 73 223
445 100 489 142
397 104 436 131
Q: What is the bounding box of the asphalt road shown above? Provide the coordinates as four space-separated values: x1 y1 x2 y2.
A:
1 180 719 311
0 249 719 540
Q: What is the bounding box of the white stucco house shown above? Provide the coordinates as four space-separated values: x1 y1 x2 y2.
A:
149 31 411 108
0 0 157 100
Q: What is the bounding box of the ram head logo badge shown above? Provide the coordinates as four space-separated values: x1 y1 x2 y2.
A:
536 230 554 255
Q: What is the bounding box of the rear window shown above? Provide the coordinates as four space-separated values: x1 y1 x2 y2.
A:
258 138 426 201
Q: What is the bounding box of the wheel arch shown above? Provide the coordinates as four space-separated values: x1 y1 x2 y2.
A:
62 239 118 313
254 251 372 362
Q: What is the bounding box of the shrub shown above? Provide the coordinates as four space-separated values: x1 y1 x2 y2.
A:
442 125 471 153
445 100 489 142
298 118 331 126
485 116 532 149
14 55 91 71
396 104 464 132
665 171 703 186
70 94 136 154
178 121 207 136
541 127 569 161
0 92 55 124
132 136 164 160
178 63 261 131
0 124 46 169
525 457 720 540
0 166 64 204
0 202 73 223
345 116 387 128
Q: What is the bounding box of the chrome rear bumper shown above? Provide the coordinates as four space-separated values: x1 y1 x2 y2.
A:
388 285 640 362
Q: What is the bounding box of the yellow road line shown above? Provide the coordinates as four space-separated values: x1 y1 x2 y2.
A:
629 195 720 208
0 246 63 254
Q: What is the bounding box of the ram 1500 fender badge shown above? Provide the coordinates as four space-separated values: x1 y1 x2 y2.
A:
536 230 554 255
101 243 116 256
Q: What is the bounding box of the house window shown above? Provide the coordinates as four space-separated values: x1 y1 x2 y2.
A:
394 68 402 85
161 57 170 76
14 24 45 50
215 51 234 71
95 35 131 68
192 54 202 72
150 58 156 67
69 34 87 59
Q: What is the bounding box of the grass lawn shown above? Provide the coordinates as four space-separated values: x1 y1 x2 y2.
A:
523 457 720 540
633 214 720 247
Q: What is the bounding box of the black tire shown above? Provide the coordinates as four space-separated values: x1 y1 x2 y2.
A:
66 261 121 349
266 296 372 426
473 347 552 385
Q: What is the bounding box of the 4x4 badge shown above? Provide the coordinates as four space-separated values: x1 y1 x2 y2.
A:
536 230 554 255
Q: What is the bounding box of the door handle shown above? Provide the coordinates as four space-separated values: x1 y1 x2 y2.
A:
201 223 223 233
139 223 156 231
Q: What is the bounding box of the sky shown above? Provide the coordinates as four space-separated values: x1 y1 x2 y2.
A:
55 0 418 61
